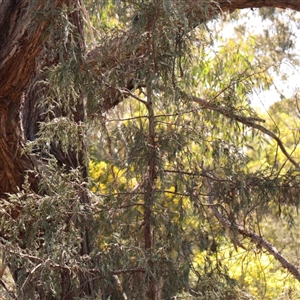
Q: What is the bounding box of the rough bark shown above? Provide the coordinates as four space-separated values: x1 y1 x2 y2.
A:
0 1 93 299
0 0 67 196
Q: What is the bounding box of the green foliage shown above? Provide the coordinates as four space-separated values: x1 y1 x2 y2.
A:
2 2 300 299
86 4 300 299
255 98 300 169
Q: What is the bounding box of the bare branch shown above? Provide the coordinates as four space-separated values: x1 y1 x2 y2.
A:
121 89 148 106
216 0 300 13
164 168 229 181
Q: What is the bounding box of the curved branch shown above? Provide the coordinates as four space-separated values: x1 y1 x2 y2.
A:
217 0 300 13
188 93 300 169
187 0 300 26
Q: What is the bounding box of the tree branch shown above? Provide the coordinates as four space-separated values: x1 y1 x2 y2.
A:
204 172 300 282
187 93 300 169
217 0 300 13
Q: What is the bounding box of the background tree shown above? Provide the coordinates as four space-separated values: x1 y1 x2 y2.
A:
1 0 300 299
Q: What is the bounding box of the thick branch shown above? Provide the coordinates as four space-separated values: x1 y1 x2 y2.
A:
187 0 300 27
217 0 300 12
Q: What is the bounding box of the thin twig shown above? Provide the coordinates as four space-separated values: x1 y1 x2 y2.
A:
21 263 43 291
121 88 148 106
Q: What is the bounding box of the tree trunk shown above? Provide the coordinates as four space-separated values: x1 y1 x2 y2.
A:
0 1 93 299
0 0 44 196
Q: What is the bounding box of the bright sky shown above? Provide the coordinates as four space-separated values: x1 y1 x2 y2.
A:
216 8 300 111
251 66 300 110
